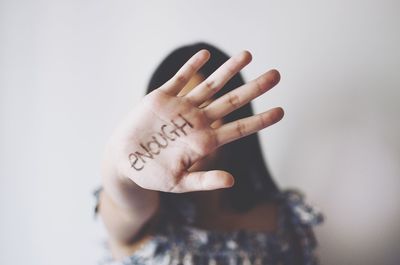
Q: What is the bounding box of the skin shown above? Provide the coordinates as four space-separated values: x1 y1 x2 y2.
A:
179 73 280 233
98 50 284 260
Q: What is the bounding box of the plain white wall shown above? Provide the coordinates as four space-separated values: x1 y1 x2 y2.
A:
1 0 399 264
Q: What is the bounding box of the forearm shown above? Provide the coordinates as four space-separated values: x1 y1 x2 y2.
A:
98 174 160 245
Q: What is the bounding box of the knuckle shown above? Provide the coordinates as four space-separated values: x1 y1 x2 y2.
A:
236 120 246 137
227 93 241 109
175 73 187 85
204 79 216 90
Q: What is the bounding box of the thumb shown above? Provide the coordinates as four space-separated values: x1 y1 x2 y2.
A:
169 170 235 193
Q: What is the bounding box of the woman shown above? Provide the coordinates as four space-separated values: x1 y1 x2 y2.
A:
94 42 323 265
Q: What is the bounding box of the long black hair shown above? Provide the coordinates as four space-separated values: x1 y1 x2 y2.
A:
147 42 280 215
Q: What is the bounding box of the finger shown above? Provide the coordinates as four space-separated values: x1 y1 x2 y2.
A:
204 69 280 121
159 49 210 95
185 50 252 106
168 170 234 193
214 107 284 147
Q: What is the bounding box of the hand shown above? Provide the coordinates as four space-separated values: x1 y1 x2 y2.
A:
101 49 284 193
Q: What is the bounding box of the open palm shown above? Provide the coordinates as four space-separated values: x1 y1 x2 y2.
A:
102 50 284 193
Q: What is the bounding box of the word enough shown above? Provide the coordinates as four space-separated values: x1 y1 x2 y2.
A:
128 114 193 171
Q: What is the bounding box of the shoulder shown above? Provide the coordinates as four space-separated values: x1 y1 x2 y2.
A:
276 189 324 227
275 189 324 264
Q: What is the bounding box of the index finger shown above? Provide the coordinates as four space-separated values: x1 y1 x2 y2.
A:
159 49 210 95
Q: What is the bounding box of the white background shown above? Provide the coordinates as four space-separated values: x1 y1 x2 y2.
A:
1 1 399 264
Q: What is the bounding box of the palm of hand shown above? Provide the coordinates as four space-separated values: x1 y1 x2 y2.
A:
123 90 219 192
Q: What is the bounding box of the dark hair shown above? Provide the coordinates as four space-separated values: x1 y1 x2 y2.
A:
147 42 280 216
